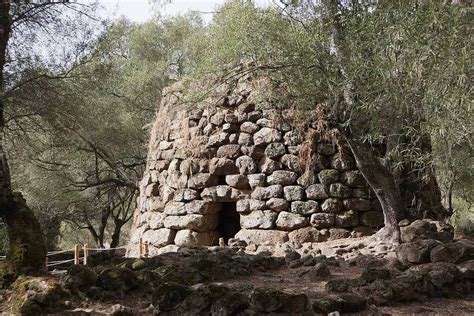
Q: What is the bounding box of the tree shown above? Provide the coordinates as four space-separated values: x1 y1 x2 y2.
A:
189 0 471 247
5 14 204 250
0 0 98 284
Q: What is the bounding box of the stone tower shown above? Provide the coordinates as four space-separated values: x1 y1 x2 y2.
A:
127 79 384 256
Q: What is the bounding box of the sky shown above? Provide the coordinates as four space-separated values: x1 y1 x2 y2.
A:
96 0 272 23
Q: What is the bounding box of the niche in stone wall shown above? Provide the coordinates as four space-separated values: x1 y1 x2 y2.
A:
217 202 241 243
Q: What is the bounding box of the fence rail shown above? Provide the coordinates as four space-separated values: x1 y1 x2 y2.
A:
0 239 150 272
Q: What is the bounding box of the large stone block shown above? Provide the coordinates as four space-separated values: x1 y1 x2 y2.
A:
335 211 359 228
225 174 250 189
187 173 218 189
207 132 230 147
291 200 320 215
266 198 289 212
237 199 266 213
240 122 260 134
185 200 221 215
306 184 329 200
247 173 266 189
164 201 186 215
163 214 218 232
217 144 242 159
142 228 176 247
251 185 283 200
173 189 199 202
276 211 309 230
236 155 258 174
321 198 343 213
238 132 253 146
310 213 335 229
258 158 282 176
241 145 265 159
330 153 355 171
329 183 352 198
318 169 340 186
201 185 244 202
280 154 303 174
240 210 278 229
265 143 286 159
174 230 218 246
179 158 208 175
254 127 282 146
235 229 289 245
210 158 239 175
283 185 304 201
288 227 326 244
283 130 304 146
267 170 298 186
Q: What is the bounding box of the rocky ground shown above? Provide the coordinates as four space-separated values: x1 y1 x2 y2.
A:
0 220 473 315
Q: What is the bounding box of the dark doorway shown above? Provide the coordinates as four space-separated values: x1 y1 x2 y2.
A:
218 202 241 243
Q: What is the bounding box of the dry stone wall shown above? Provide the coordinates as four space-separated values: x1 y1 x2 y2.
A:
128 81 384 256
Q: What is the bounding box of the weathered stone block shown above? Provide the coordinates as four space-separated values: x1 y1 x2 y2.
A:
328 228 351 240
254 127 282 146
185 200 221 215
318 169 340 186
145 183 160 197
237 199 266 213
236 155 258 174
291 200 320 215
240 210 277 229
258 157 282 174
217 144 241 159
251 185 283 200
225 174 250 189
265 142 286 159
149 213 165 229
222 123 239 133
164 201 186 215
280 154 303 174
210 158 239 175
225 113 239 124
283 130 304 146
238 102 255 113
207 132 230 147
267 171 298 186
343 198 372 211
241 145 265 159
210 112 225 125
330 153 355 171
266 198 289 212
142 228 176 247
173 189 199 202
247 173 266 189
174 230 217 246
329 183 352 198
276 212 309 230
201 185 244 202
240 122 260 134
283 185 304 201
310 213 335 229
238 132 253 146
321 198 343 213
288 227 326 243
235 229 289 245
306 184 329 200
163 214 218 232
335 211 359 228
188 173 218 189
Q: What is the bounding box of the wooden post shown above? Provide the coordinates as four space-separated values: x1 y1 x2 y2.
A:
144 241 149 258
139 238 143 258
74 244 80 265
83 244 89 266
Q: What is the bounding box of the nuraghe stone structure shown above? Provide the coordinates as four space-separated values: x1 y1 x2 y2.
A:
128 79 384 256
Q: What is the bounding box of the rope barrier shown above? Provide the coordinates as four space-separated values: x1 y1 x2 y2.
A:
47 258 80 267
46 249 75 256
86 246 127 251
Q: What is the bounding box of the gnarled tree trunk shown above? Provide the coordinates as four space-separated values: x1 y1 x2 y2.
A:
0 0 46 287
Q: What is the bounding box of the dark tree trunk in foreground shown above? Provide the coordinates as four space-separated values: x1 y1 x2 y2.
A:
345 137 402 244
0 0 46 286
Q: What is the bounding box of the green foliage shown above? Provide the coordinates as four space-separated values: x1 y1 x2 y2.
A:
190 0 471 216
